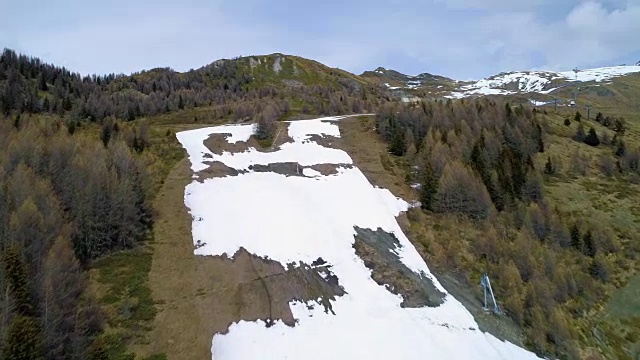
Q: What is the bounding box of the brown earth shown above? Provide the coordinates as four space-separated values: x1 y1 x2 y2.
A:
204 133 251 155
143 156 344 360
195 160 245 181
308 163 353 176
352 227 445 308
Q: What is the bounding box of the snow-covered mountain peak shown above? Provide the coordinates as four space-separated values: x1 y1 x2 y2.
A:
445 65 640 98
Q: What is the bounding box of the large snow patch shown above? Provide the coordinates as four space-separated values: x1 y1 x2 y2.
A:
177 116 540 360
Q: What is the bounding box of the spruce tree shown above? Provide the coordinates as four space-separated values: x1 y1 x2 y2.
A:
100 121 112 147
178 94 184 110
570 224 582 251
4 315 44 360
574 111 582 122
574 124 586 142
544 156 555 175
595 112 604 123
564 118 571 126
420 161 438 211
615 141 626 157
583 230 597 257
388 126 406 156
535 123 544 152
13 114 21 130
584 127 600 147
4 245 32 315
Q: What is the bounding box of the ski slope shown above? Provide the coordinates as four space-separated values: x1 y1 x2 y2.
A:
177 117 541 360
444 65 640 98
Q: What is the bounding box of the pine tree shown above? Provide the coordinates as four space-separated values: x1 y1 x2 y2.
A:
574 111 582 122
583 230 597 257
535 123 544 152
574 124 586 142
595 112 604 123
420 161 438 211
570 224 582 252
37 73 48 91
4 315 44 360
614 118 625 133
13 114 21 130
3 245 32 315
589 255 609 282
564 118 571 126
178 94 184 110
388 126 406 156
615 141 626 157
544 156 555 175
99 120 112 147
584 127 600 147
66 120 76 135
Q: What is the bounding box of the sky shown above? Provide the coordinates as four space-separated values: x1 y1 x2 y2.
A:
1 0 639 80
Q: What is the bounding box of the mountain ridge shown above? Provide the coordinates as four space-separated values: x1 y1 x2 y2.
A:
360 64 640 100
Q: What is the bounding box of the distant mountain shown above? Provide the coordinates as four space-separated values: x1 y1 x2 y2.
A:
362 64 640 105
360 67 456 91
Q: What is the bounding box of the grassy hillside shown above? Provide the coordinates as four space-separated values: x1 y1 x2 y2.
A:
226 53 372 89
364 97 640 359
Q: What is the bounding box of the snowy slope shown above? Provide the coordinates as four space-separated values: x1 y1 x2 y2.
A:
439 65 640 98
177 117 540 360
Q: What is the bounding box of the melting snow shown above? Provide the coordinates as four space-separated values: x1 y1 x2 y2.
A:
177 117 541 360
558 66 640 82
444 65 640 98
529 100 548 106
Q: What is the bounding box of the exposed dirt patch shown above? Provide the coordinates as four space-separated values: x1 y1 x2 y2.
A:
204 133 250 155
353 226 445 308
248 162 303 177
195 160 246 181
144 157 345 359
307 133 338 148
308 163 353 176
247 162 354 177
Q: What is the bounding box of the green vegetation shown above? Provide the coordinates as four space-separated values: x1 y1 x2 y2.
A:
373 99 640 358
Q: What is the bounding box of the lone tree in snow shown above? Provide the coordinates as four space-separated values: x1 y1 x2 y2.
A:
254 104 278 140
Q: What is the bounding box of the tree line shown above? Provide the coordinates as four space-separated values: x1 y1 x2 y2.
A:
0 115 152 359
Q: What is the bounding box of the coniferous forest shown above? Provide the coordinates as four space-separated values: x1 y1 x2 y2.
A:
374 99 639 357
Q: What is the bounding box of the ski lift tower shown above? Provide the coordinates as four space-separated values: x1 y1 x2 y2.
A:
480 273 501 314
573 67 580 80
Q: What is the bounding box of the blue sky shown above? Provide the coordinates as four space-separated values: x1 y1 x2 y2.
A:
1 0 639 79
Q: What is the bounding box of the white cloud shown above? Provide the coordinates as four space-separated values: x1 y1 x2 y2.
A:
4 0 640 79
423 0 640 77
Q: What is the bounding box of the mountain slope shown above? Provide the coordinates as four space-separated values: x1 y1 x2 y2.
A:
362 64 640 107
361 67 456 90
